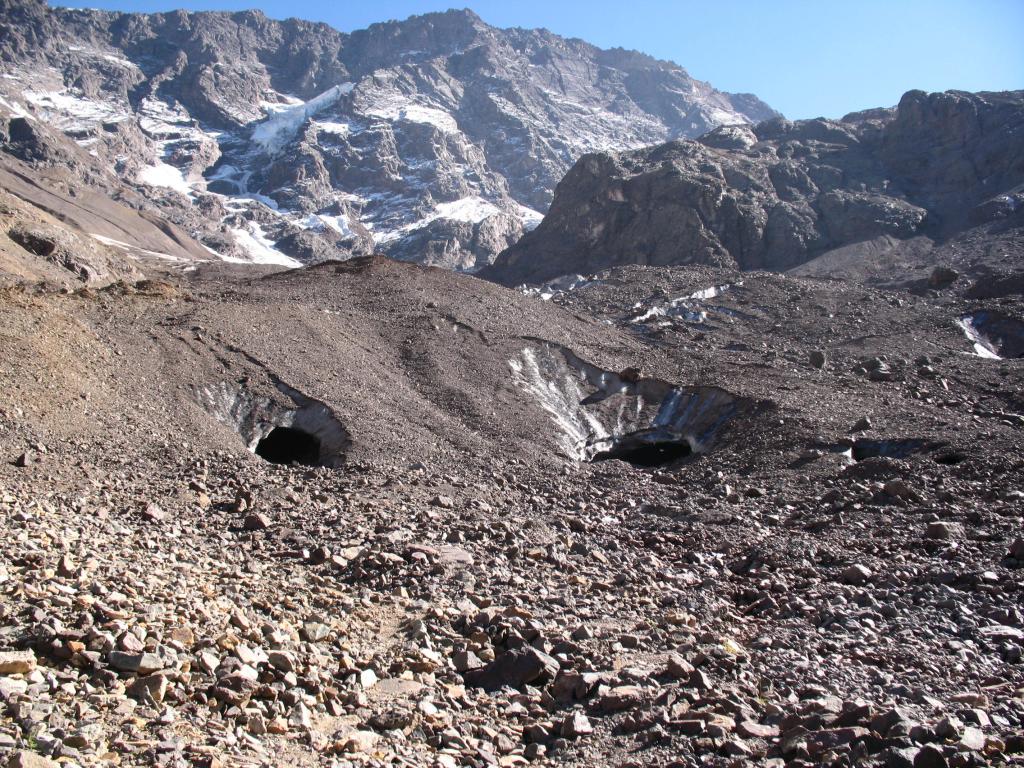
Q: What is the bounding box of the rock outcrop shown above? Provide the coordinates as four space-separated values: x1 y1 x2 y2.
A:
485 90 1024 285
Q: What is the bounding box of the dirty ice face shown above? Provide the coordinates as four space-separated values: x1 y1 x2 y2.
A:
958 315 1002 359
192 381 349 467
509 344 740 465
958 310 1024 360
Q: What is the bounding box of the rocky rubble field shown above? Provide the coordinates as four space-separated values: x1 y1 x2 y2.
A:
0 258 1022 768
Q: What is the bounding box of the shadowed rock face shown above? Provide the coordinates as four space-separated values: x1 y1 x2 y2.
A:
0 2 777 272
484 89 1024 286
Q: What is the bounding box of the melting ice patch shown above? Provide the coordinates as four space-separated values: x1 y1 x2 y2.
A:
630 282 741 324
138 160 193 195
521 274 602 301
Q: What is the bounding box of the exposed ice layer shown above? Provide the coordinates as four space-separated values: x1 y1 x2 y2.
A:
230 223 302 268
958 316 1001 359
252 83 354 155
957 310 1024 359
687 284 731 301
510 347 608 458
192 380 349 468
510 344 742 462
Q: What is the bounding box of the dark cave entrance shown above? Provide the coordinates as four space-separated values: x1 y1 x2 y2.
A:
255 426 322 466
850 439 932 462
934 451 968 466
592 440 693 467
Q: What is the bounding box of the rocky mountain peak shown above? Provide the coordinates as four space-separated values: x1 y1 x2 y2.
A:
0 3 778 271
343 8 488 73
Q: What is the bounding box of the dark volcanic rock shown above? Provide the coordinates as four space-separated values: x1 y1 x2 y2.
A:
485 89 1024 285
463 647 559 691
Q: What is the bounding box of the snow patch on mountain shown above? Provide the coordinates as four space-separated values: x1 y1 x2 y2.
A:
435 197 500 223
138 98 193 136
375 196 501 244
314 121 353 137
317 214 355 238
294 212 355 239
230 223 302 268
23 89 129 131
517 204 544 231
362 95 459 133
90 234 180 262
101 53 139 69
252 83 354 155
0 5 779 272
0 95 32 120
138 160 193 195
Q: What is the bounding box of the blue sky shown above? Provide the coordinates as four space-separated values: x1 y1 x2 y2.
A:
51 0 1023 119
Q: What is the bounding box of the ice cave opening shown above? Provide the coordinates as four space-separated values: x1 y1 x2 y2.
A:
193 380 349 468
591 438 693 467
255 426 323 466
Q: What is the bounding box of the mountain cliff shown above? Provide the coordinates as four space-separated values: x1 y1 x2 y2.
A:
0 1 777 271
484 89 1024 285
